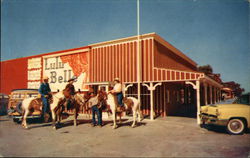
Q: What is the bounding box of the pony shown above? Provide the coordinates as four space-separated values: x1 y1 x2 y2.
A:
105 92 143 129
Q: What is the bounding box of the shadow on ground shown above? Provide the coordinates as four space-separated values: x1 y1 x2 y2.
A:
200 124 250 135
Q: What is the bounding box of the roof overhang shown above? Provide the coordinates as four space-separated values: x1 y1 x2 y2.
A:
200 75 223 88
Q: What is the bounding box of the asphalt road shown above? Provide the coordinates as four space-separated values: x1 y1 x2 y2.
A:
0 114 250 157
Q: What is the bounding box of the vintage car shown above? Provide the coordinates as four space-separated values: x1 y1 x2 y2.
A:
200 93 250 135
8 89 40 122
0 93 9 115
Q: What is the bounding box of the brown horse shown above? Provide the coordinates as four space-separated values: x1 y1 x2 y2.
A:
60 89 86 127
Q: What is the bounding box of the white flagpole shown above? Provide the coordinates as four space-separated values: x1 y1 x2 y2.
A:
137 0 141 110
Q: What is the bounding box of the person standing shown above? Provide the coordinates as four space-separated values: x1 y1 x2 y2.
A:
38 76 51 122
89 92 102 127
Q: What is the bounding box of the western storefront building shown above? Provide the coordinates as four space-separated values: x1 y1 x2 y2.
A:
0 33 223 122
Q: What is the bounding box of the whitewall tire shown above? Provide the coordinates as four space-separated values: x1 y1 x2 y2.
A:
227 119 245 135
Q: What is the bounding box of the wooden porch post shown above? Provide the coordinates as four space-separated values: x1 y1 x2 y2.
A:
204 83 208 105
142 82 162 120
185 80 201 125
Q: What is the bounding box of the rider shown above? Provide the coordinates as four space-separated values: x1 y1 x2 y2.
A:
64 76 77 111
38 76 51 122
110 78 124 112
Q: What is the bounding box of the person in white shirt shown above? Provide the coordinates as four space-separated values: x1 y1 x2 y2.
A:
110 78 124 109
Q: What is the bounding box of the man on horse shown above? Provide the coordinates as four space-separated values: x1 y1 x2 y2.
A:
64 76 77 111
38 76 52 122
110 78 124 112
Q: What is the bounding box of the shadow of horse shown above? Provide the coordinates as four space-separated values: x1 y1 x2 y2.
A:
116 121 147 129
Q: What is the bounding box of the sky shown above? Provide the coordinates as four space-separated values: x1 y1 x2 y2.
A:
1 0 250 92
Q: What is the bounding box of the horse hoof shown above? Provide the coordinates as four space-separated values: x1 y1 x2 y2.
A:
23 125 28 129
113 125 117 129
53 126 57 130
131 125 135 128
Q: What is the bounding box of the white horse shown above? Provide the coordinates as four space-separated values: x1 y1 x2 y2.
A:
21 91 65 129
106 93 142 129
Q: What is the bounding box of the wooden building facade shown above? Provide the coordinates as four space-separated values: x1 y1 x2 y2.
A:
0 33 223 121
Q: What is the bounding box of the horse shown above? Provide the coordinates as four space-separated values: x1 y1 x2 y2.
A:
21 92 64 129
56 93 86 127
104 92 143 129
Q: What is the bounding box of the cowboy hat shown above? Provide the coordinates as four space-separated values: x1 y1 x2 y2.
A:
43 76 49 80
114 77 120 82
68 76 77 82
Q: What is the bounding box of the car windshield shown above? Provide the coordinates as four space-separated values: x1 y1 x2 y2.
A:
234 95 250 105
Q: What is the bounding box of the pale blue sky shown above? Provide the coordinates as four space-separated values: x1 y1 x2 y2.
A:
1 0 249 92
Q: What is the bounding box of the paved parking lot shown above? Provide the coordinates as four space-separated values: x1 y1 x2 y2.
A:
0 114 250 157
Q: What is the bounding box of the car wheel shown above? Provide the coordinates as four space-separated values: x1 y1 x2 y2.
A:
227 119 245 135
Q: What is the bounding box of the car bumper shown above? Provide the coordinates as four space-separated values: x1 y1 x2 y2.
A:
9 112 42 119
200 113 228 126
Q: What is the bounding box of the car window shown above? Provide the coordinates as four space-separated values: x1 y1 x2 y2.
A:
235 95 250 105
28 93 38 98
12 93 21 99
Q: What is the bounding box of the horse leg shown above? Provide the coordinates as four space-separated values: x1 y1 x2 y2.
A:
131 110 136 128
138 110 143 122
112 110 117 129
119 113 122 124
73 107 77 126
22 110 29 129
51 109 57 130
59 108 63 123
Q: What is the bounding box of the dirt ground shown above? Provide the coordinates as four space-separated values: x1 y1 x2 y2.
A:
0 114 249 157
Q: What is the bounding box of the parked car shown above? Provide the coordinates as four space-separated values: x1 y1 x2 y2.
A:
8 89 40 122
0 93 9 115
200 93 250 135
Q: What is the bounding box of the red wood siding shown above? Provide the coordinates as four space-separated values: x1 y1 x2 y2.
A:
0 58 28 94
89 38 154 83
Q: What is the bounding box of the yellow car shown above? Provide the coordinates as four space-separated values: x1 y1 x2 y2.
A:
200 93 250 135
8 89 39 123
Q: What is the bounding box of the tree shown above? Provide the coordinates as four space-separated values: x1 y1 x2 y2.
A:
198 64 213 75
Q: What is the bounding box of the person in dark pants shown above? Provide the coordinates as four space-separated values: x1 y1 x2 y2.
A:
89 92 102 127
38 76 51 122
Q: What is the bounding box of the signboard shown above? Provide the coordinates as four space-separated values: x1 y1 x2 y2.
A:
43 52 89 92
27 57 42 89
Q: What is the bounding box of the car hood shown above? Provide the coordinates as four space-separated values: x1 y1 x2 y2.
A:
201 104 249 115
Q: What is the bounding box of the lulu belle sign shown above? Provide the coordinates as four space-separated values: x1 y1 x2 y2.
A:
43 51 89 92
